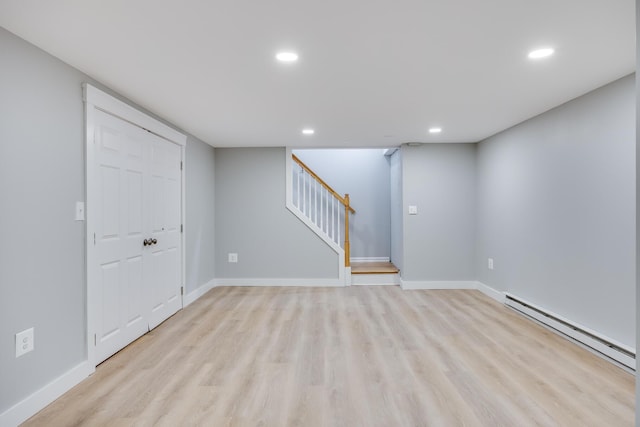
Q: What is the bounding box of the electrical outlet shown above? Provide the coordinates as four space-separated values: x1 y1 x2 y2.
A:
228 253 238 263
488 258 494 270
16 327 34 358
408 205 418 215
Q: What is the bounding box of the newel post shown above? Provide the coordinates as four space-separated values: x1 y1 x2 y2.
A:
344 194 351 267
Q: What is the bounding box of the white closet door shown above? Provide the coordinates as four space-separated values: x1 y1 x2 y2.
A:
94 110 150 364
92 110 183 364
147 134 183 330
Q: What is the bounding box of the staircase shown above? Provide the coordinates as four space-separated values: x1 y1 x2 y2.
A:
286 149 399 286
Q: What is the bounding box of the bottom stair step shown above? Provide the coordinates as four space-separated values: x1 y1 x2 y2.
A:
350 262 400 286
350 261 399 275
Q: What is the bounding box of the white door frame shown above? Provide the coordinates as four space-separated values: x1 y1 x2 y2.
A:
83 84 187 368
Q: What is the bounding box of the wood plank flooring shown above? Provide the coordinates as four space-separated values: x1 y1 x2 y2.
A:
24 286 634 426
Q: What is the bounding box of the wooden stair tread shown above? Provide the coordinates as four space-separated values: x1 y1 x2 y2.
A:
351 262 399 275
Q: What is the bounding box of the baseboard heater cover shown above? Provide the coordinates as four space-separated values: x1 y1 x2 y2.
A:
504 293 635 370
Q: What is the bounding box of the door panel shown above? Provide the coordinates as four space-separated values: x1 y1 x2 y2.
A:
100 166 120 237
94 110 153 364
147 135 182 329
166 179 181 230
151 175 165 233
166 247 181 305
125 256 144 325
100 262 120 338
127 171 143 233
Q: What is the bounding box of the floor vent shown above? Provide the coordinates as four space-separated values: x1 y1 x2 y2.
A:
504 293 635 370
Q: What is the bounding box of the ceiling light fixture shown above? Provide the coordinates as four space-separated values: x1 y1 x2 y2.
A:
429 127 442 134
528 47 554 59
302 129 315 135
276 51 299 63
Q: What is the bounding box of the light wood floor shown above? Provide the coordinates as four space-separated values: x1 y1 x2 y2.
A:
24 286 634 426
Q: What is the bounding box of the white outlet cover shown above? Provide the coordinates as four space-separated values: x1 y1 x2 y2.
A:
488 258 494 270
16 327 34 358
408 205 418 215
228 253 238 263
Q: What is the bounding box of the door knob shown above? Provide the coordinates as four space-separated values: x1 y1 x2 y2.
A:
143 238 150 246
152 238 157 245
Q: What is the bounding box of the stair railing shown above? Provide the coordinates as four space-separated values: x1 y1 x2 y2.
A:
291 154 355 267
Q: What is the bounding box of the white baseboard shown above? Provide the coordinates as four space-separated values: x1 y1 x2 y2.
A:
504 293 635 370
215 278 346 287
0 361 93 427
400 280 478 290
350 257 390 263
352 273 400 286
183 279 217 307
476 281 506 303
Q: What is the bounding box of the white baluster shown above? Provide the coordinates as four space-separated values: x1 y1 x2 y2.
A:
337 201 341 246
307 174 313 218
320 189 329 233
309 174 312 218
311 177 315 224
303 171 308 216
328 195 331 238
296 168 302 209
326 188 329 234
331 196 335 242
319 186 322 229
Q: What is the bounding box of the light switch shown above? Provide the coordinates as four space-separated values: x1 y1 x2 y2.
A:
75 202 85 221
408 205 418 215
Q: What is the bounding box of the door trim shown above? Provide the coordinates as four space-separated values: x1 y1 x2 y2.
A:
83 84 186 368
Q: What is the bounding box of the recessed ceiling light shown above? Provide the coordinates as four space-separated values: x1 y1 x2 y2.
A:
276 52 299 63
429 127 442 134
302 129 315 135
528 48 554 59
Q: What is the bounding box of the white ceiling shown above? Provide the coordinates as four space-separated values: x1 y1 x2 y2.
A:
0 0 635 148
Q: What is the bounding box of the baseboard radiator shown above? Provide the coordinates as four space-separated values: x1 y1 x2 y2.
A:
504 293 635 370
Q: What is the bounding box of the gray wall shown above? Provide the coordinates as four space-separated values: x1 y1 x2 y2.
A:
0 27 216 414
186 138 216 294
389 149 404 272
214 148 338 278
0 26 87 415
477 75 636 348
293 149 391 259
401 144 477 281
